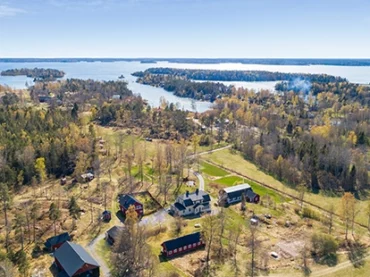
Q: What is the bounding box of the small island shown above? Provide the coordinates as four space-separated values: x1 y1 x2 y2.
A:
1 67 65 81
135 73 232 101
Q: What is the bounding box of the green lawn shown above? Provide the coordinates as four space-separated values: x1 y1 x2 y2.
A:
214 175 244 186
200 161 229 177
248 179 290 204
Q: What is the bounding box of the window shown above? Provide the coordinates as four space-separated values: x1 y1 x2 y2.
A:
193 243 196 247
184 246 187 250
174 249 177 253
168 251 172 255
188 208 191 212
188 244 192 249
198 242 201 245
179 247 182 252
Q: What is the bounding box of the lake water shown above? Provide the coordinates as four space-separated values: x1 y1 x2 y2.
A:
1 61 370 112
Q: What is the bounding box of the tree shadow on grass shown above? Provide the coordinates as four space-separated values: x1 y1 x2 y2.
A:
313 253 338 267
348 240 367 268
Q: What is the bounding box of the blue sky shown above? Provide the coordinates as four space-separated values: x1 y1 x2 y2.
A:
0 0 369 58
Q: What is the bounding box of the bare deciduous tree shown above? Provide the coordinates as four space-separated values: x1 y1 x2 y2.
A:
246 224 261 277
203 215 219 274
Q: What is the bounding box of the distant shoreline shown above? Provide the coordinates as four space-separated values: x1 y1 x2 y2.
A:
1 58 370 66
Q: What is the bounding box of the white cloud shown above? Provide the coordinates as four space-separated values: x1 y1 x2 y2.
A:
0 4 26 17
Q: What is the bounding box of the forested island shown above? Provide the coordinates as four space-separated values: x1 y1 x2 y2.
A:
1 68 65 81
136 73 232 101
132 67 347 82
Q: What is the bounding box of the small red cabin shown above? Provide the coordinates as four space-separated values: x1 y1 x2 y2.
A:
119 194 144 217
161 232 205 258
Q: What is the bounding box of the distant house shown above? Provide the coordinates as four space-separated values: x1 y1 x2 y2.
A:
102 210 111 222
170 189 211 217
81 173 94 182
44 232 71 251
112 94 121 100
218 183 260 206
105 225 125 245
118 194 144 217
60 177 67 186
161 232 204 258
38 95 52 103
54 241 100 277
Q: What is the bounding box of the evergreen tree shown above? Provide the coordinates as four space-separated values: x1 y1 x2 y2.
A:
68 196 80 220
71 103 79 120
48 203 61 236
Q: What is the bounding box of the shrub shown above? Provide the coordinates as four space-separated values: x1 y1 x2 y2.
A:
146 225 167 238
302 207 321 221
311 233 338 258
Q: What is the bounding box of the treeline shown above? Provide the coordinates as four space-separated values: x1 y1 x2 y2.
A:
30 79 132 106
97 100 196 140
275 80 364 96
0 104 96 190
133 67 347 83
204 85 370 192
1 68 65 81
136 74 232 101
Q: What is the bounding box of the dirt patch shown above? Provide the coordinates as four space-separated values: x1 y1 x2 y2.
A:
276 240 305 259
170 249 206 276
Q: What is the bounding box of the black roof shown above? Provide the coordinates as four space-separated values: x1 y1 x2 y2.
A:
162 232 202 251
183 199 193 207
202 194 211 202
177 190 211 207
174 202 186 211
106 226 124 241
54 241 99 277
119 194 143 209
44 232 70 249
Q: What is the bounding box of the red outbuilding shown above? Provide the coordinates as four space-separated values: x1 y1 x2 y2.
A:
161 232 205 258
119 194 144 217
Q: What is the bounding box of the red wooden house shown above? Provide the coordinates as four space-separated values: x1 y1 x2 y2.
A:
54 241 100 277
161 232 205 258
119 194 144 217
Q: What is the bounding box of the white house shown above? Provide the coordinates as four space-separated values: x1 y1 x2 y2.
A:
170 189 211 217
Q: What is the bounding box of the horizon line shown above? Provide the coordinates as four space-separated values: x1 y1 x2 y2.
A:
1 57 370 60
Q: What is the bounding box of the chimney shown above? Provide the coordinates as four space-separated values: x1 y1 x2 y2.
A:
195 188 199 195
186 191 189 197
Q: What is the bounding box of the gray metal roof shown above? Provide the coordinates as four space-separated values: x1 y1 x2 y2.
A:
106 226 125 241
54 241 99 277
222 183 251 193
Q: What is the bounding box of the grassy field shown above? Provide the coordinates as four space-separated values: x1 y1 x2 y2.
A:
200 161 229 177
208 173 289 204
213 175 243 186
202 148 370 226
